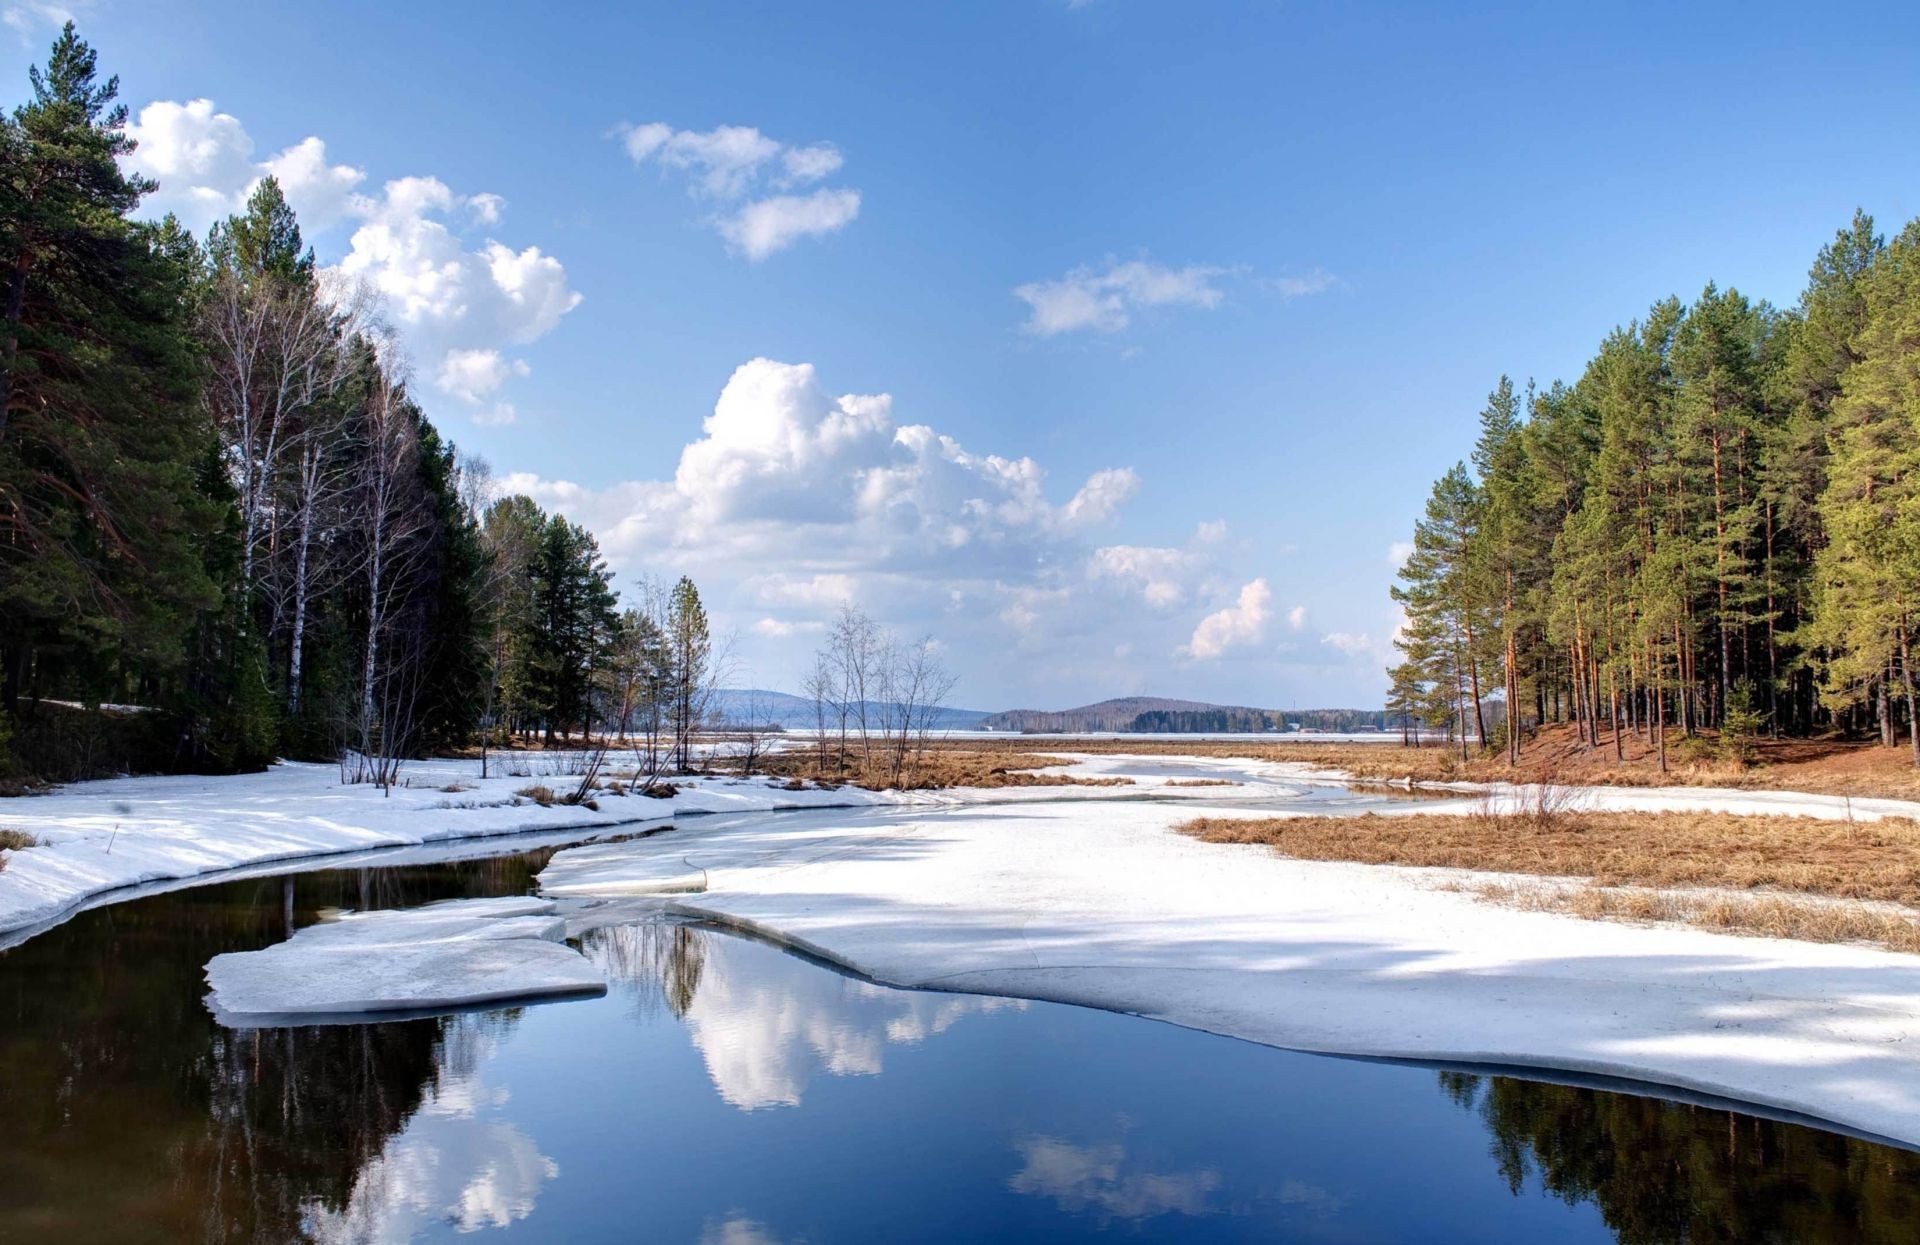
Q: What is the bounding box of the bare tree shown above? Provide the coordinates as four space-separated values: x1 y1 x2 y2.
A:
802 648 836 773
808 610 957 787
891 636 958 785
626 576 674 789
343 346 434 789
202 269 362 602
827 603 879 770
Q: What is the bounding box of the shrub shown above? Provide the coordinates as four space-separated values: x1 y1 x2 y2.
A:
515 784 557 806
0 827 38 872
1719 685 1764 769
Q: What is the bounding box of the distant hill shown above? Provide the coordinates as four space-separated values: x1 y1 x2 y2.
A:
978 697 1391 734
707 688 991 731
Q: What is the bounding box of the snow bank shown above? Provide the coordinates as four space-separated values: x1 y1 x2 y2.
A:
0 752 1364 943
0 759 928 940
205 896 605 1024
538 799 1920 1148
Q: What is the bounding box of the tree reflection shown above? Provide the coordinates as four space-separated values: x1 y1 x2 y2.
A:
1441 1072 1920 1244
0 855 555 1243
581 920 708 1019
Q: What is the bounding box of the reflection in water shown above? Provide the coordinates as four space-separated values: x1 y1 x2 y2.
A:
1441 1072 1920 1244
304 1019 557 1243
1007 1135 1222 1223
583 921 1023 1109
7 846 1920 1242
697 1213 790 1245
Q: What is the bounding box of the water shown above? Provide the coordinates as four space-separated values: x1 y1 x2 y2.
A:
2 840 1918 1243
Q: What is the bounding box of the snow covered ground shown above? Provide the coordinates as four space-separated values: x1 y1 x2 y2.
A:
0 757 916 942
205 895 606 1024
536 783 1920 1149
6 750 1918 946
13 750 1920 1143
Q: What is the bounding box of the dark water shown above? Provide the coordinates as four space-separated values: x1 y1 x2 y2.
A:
2 844 1919 1243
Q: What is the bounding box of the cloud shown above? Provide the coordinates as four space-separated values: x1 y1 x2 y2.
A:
1186 579 1273 659
618 121 860 259
508 359 1133 572
2 0 88 40
1262 268 1341 298
717 188 862 261
1016 257 1229 336
123 99 576 422
496 358 1354 705
330 176 579 409
1007 1136 1221 1222
753 617 824 638
1090 545 1200 608
1016 257 1338 336
1287 605 1307 630
125 100 366 234
1387 541 1414 568
1321 631 1376 657
438 349 530 403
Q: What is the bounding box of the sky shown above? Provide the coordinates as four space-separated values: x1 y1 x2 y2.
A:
5 1 1919 711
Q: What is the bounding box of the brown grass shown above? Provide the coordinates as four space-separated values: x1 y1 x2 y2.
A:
1463 881 1920 955
514 784 558 807
1177 810 1920 904
0 827 37 872
936 724 1920 801
755 749 1132 792
1165 778 1237 788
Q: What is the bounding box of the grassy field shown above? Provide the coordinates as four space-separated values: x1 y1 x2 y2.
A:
1179 808 1920 953
937 723 1920 800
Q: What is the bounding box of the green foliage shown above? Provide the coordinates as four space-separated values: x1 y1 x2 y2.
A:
1395 206 1920 763
1720 684 1764 768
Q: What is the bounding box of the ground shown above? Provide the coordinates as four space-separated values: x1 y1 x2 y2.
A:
947 723 1920 799
9 746 1920 1148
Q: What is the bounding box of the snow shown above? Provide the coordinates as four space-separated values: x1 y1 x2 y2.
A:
537 791 1920 1148
15 749 1920 1141
0 757 912 940
205 896 606 1024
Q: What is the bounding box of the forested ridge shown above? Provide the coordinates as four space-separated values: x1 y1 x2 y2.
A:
1392 208 1920 769
0 27 714 785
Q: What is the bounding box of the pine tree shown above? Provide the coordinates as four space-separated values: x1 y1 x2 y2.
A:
666 576 711 771
1807 223 1920 765
0 25 221 760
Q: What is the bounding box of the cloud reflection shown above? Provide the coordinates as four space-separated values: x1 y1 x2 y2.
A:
1007 1135 1222 1223
302 1021 558 1241
586 922 1021 1110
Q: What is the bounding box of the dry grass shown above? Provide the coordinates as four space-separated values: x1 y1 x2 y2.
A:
1165 778 1238 788
1463 881 1920 955
1177 809 1920 905
0 827 37 873
939 724 1920 800
757 749 1132 792
514 784 558 807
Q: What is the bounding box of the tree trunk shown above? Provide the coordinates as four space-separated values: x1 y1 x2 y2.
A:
1902 627 1919 770
0 249 31 446
287 493 315 716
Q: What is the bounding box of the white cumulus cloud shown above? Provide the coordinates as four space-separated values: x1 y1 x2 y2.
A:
618 121 861 259
123 99 576 423
1185 579 1273 659
1016 258 1228 336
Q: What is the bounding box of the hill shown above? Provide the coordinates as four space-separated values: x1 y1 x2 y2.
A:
707 689 992 731
977 697 1391 734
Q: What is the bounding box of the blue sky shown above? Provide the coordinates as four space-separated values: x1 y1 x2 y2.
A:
6 1 1919 709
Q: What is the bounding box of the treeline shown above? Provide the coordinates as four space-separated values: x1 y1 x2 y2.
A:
799 605 956 785
0 26 714 785
1392 208 1920 768
982 699 1392 734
